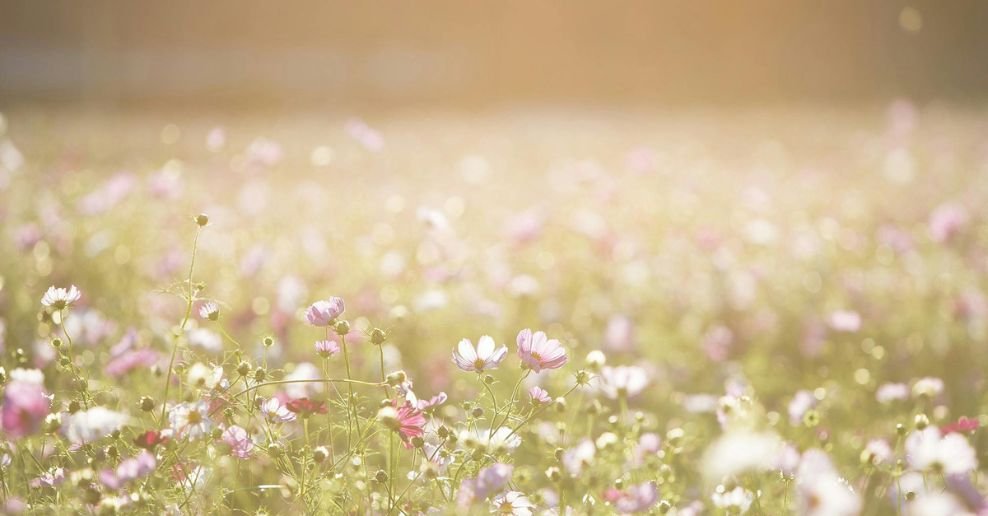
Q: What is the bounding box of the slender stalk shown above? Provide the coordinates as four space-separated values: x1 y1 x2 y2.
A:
161 226 202 426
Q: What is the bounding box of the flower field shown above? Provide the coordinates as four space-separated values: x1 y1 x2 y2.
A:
1 103 988 514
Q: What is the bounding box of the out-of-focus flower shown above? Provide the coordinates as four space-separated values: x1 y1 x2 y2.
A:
788 390 818 426
458 463 513 506
30 467 64 489
305 297 345 326
597 365 649 399
105 346 159 378
286 398 328 416
452 336 508 373
221 425 254 459
912 377 944 399
711 486 753 514
929 202 969 243
906 427 978 475
133 429 169 450
604 315 634 352
941 416 979 435
63 407 130 445
100 451 156 490
562 439 596 475
603 481 658 513
828 310 861 333
490 491 535 515
206 127 225 152
876 383 910 404
186 328 223 354
41 285 81 310
315 339 341 358
345 119 384 152
516 329 567 373
862 439 893 465
186 363 223 390
1 377 50 438
792 449 861 515
701 431 781 482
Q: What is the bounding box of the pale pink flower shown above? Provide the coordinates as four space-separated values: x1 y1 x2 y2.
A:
876 382 909 404
929 202 969 243
104 348 159 378
603 481 659 513
416 392 448 411
516 329 568 372
221 425 254 459
260 397 296 423
100 451 156 490
315 339 341 358
452 336 507 373
828 310 861 333
457 463 513 506
305 297 345 326
529 386 551 405
1 379 50 438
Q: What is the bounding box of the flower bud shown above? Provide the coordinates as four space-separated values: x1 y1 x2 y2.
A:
334 320 351 336
374 470 389 483
140 396 155 412
370 328 387 345
195 214 209 227
237 361 251 377
914 413 930 430
377 406 399 430
313 446 330 464
386 370 407 387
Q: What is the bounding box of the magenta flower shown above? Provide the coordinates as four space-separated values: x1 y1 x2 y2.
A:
315 339 341 358
1 380 50 438
394 401 426 448
305 297 345 326
221 425 254 459
452 336 507 373
516 329 568 372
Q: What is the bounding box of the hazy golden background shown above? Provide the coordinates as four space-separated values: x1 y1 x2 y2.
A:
2 1 987 108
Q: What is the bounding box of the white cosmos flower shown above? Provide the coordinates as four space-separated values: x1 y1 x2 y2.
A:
597 365 649 399
701 431 781 482
168 401 212 440
711 486 753 514
9 368 44 384
906 427 978 475
490 491 535 515
452 336 508 373
562 439 596 476
186 363 223 390
41 285 81 310
64 407 130 445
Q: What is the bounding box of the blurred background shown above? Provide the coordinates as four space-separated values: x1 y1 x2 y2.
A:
2 0 988 109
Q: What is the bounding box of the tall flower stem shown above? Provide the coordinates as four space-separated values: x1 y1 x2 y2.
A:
161 225 202 426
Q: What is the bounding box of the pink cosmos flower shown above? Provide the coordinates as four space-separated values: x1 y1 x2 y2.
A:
452 336 507 373
305 297 345 326
221 425 254 459
516 329 568 372
457 463 513 506
416 392 448 411
603 481 659 513
104 348 159 378
929 202 969 243
394 401 426 448
315 339 341 358
529 386 551 405
100 451 156 490
1 379 50 438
